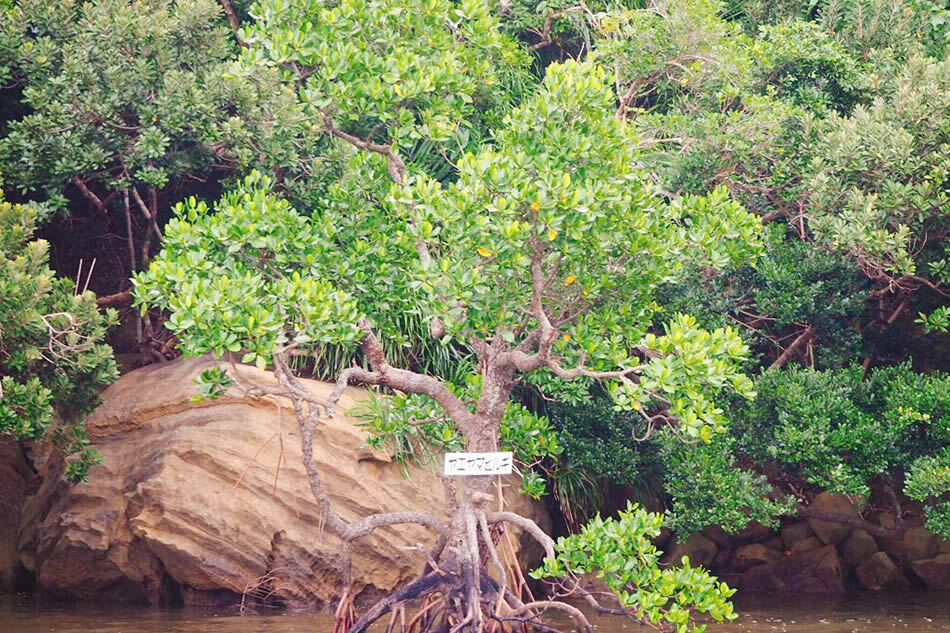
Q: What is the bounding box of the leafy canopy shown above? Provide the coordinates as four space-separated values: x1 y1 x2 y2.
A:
136 60 763 443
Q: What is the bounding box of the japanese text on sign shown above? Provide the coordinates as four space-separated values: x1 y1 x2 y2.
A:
443 452 514 476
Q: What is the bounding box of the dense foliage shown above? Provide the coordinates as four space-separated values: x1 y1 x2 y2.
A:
0 186 116 481
1 0 950 626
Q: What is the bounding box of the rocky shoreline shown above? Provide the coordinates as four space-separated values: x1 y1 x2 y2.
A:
1 358 948 606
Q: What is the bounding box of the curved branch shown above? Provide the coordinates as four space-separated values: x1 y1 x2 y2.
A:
328 319 478 435
486 512 555 559
508 601 595 633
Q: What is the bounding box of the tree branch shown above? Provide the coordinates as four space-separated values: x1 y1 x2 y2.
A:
767 325 814 371
72 176 107 214
217 0 243 42
796 505 900 539
486 512 555 559
328 319 478 434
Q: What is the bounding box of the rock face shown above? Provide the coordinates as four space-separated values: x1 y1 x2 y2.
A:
0 438 31 592
780 522 814 549
15 357 550 606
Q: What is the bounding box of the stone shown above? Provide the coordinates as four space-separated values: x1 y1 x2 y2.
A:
790 536 822 554
856 552 905 590
806 492 861 545
910 554 950 589
841 529 878 567
0 438 32 593
781 522 814 549
735 520 773 544
16 357 550 606
902 527 939 562
939 539 950 555
881 526 940 566
737 545 847 594
732 544 782 572
663 533 718 569
877 512 897 530
702 525 731 548
712 548 732 570
762 536 785 551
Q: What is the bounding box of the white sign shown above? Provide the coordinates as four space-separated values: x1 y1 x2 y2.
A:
444 451 514 476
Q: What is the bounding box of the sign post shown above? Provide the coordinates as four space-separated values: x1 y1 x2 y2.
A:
443 451 514 476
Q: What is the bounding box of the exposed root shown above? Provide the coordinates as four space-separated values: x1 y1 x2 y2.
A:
333 587 356 633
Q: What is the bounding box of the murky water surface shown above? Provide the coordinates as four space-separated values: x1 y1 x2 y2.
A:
2 592 949 632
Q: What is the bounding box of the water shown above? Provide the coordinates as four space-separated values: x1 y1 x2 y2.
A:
2 592 949 633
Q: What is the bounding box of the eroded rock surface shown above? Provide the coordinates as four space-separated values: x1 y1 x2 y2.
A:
16 357 549 607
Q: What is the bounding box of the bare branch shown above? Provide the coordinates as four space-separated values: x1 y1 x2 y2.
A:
216 0 244 43
486 512 555 559
507 601 595 633
328 319 478 434
72 176 107 214
529 6 587 51
796 504 901 539
96 289 133 308
767 325 815 371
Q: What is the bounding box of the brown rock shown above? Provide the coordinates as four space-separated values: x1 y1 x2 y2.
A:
939 539 950 555
790 536 823 554
910 554 950 589
738 545 847 594
735 520 773 544
733 544 782 572
712 548 732 570
16 358 549 606
856 552 906 590
0 438 33 592
902 527 939 562
806 492 861 545
877 512 897 530
702 525 731 548
781 522 814 548
841 529 878 567
763 536 785 551
663 533 718 569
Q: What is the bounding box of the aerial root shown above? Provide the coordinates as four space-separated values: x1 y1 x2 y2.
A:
333 587 356 633
343 569 576 633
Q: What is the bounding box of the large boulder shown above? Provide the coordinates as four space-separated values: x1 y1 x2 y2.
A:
856 552 908 590
780 522 814 549
910 554 950 589
662 533 718 569
737 545 847 594
732 544 782 572
841 529 878 567
882 526 940 566
789 536 823 554
806 492 861 545
16 358 550 607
